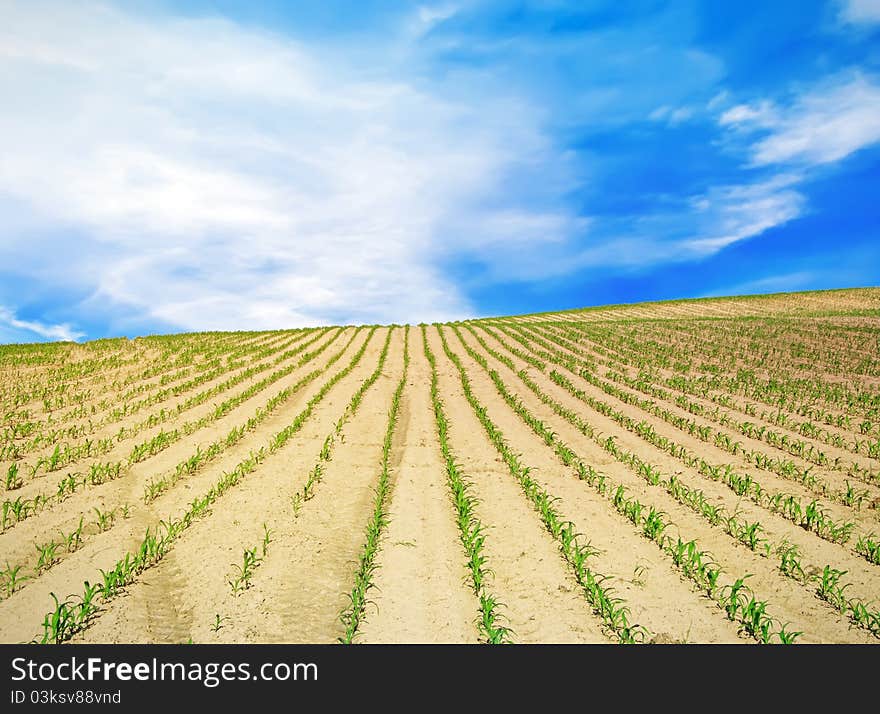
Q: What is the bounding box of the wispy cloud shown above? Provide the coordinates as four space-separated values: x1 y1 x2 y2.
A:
683 175 805 255
672 71 880 264
0 0 578 334
838 0 880 25
0 306 84 343
649 105 696 125
409 3 459 37
720 73 880 166
568 174 805 269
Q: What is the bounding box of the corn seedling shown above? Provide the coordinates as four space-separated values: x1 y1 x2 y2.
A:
210 614 230 632
36 540 61 573
5 463 22 490
261 523 273 557
228 547 260 595
856 533 880 564
93 507 114 532
814 566 850 613
1 562 29 596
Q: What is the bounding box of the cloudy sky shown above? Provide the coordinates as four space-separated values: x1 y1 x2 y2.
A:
1 0 879 342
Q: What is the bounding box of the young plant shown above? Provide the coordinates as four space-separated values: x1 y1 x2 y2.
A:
210 614 230 633
228 547 260 595
1 562 29 597
261 523 273 557
93 507 114 532
5 463 22 490
35 540 61 573
814 566 850 613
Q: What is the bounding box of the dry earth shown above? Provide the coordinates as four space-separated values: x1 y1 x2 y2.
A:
1 287 879 644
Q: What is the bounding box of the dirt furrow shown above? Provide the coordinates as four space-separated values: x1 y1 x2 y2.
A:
428 328 614 644
43 328 392 644
458 327 875 643
0 328 365 603
444 327 743 644
358 336 479 644
474 324 880 615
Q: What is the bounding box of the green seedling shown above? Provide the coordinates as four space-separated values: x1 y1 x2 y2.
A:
261 523 273 557
36 540 61 572
228 547 260 594
1 562 29 596
814 566 850 613
5 463 22 490
93 507 114 532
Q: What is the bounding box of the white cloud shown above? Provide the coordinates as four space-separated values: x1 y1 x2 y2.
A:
683 175 805 254
838 0 880 24
0 0 579 334
706 90 729 110
410 4 459 37
0 306 84 342
567 174 805 270
648 105 695 125
719 101 777 127
675 72 879 267
718 74 880 166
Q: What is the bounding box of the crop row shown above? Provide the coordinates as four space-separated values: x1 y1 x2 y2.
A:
1 328 351 531
462 324 879 637
438 326 649 643
537 320 880 463
452 325 803 643
554 320 880 423
339 326 410 643
34 326 383 643
1 330 369 597
2 330 313 461
422 326 511 643
497 323 876 562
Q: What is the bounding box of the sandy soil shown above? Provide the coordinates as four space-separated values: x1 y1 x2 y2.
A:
2 288 879 644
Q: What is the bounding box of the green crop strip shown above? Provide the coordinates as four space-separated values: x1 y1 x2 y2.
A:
543 318 880 473
536 332 880 508
199 328 397 612
469 322 880 637
3 330 310 462
422 326 511 644
16 330 318 477
438 326 647 643
502 321 880 625
9 329 328 484
339 326 410 643
601 367 880 478
551 370 872 554
33 327 380 644
1 328 348 531
141 328 358 503
555 318 880 425
291 328 395 515
506 322 876 561
453 324 800 643
5 329 383 601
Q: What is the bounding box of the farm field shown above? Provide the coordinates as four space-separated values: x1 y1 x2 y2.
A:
1 287 880 644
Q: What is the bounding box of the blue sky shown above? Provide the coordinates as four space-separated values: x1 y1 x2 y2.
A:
1 0 878 342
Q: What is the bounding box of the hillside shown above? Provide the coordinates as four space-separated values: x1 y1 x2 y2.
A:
1 287 879 643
